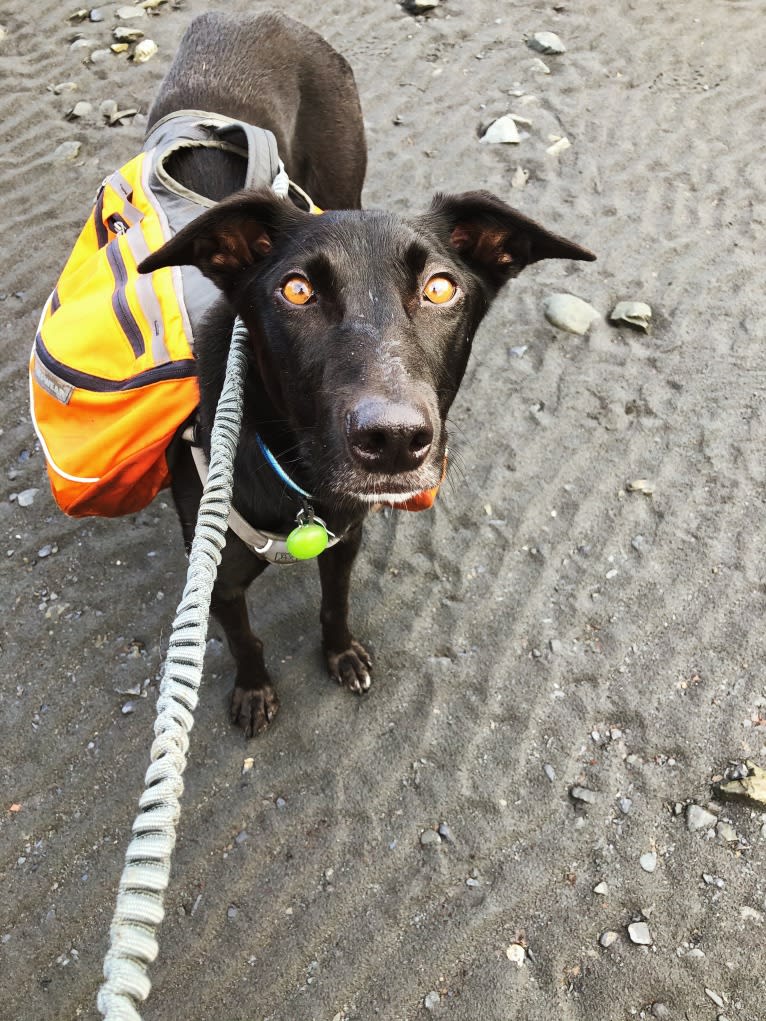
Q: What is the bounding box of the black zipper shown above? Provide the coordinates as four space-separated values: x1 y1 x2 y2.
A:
106 240 145 357
35 333 197 393
94 188 108 248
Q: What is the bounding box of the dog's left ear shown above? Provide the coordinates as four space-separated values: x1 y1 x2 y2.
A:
138 189 310 292
420 190 596 290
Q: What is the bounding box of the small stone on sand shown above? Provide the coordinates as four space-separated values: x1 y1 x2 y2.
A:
610 300 652 332
420 828 442 846
599 930 618 948
640 851 658 873
627 921 652 945
506 942 526 965
528 32 566 54
686 804 717 832
543 294 599 335
424 990 440 1010
480 115 520 144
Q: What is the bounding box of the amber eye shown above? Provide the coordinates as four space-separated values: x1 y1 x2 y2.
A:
423 275 457 305
281 275 315 305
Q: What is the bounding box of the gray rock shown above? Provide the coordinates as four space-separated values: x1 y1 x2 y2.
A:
528 32 566 55
90 49 112 63
593 882 609 896
424 991 440 1010
599 930 618 948
480 115 520 144
66 101 92 120
100 99 119 120
570 785 598 804
121 701 135 715
686 804 717 832
627 921 652 945
117 4 146 18
640 851 658 873
543 763 556 782
702 873 725 889
619 797 633 815
17 488 39 506
70 37 95 52
89 8 104 21
705 989 725 1009
549 638 563 655
113 26 145 42
651 1004 671 1019
407 0 440 11
716 820 738 842
631 535 648 553
437 821 455 843
37 544 56 558
610 301 652 332
227 904 238 920
543 293 599 335
51 81 78 94
420 828 442 846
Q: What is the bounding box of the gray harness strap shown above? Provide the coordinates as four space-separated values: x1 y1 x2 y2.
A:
185 434 342 566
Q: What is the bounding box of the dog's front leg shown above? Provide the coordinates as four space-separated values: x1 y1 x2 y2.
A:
318 523 372 694
211 558 280 737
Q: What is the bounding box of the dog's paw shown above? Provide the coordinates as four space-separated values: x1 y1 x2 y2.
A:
326 639 373 694
230 683 279 738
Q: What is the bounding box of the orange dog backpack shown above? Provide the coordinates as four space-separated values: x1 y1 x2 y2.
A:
29 112 287 517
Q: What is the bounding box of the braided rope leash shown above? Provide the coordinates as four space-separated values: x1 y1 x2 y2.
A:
96 318 250 1021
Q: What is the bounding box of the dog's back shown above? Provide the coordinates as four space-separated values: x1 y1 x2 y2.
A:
147 11 367 210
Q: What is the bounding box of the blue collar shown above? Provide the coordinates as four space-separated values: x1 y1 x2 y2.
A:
255 433 314 500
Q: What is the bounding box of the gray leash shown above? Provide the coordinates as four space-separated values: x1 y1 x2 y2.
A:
96 318 249 1020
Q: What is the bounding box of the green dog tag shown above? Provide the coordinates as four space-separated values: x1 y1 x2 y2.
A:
286 520 329 560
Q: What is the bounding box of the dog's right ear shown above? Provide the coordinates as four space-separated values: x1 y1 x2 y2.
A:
138 189 310 292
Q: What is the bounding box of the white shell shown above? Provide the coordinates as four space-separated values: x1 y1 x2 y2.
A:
480 115 520 144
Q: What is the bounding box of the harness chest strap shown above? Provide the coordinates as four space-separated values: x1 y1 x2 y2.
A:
185 435 342 566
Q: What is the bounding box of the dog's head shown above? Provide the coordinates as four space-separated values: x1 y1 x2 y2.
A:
139 189 594 506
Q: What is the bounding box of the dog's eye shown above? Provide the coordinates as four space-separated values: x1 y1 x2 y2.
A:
281 276 315 305
422 275 457 305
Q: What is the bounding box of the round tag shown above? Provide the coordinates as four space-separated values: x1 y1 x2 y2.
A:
285 521 329 560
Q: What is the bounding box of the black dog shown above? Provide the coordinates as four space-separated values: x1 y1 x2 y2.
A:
140 11 595 737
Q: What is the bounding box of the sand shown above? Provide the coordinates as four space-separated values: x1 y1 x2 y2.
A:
2 1 766 1019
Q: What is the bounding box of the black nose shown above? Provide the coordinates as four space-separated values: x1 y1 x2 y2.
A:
346 397 434 473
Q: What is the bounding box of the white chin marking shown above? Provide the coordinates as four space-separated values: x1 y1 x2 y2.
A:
352 490 423 505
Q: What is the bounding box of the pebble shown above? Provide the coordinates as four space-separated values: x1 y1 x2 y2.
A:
437 821 455 843
626 478 655 495
610 300 652 332
619 797 633 815
702 873 725 889
37 544 57 558
570 785 598 804
17 488 39 507
686 804 717 832
593 882 609 896
505 942 526 965
424 991 440 1010
599 930 619 948
640 851 658 873
705 989 725 1008
631 535 647 553
511 165 529 189
480 115 520 144
528 31 566 55
89 8 104 21
420 829 442 846
66 101 92 121
543 763 556 782
543 293 599 335
100 99 119 119
90 49 112 63
121 702 135 715
546 136 571 156
716 821 738 842
529 57 551 74
408 0 440 11
117 4 146 18
227 905 238 920
51 81 78 94
113 26 145 42
549 638 563 655
70 38 95 53
651 1004 671 1019
627 921 652 945
132 38 158 63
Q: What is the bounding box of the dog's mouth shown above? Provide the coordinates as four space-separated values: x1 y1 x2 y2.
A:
319 455 447 508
